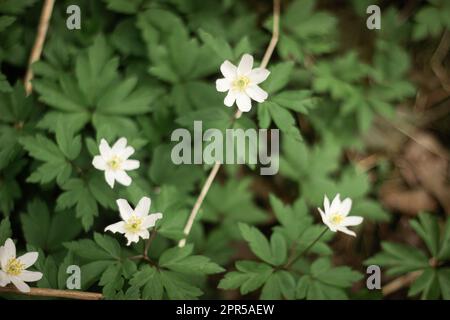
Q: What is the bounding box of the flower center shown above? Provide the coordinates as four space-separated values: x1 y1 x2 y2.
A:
232 76 250 91
6 258 24 276
329 213 344 226
125 215 143 233
107 156 122 171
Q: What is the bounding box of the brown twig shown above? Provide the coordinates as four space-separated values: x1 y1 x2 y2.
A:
260 0 280 69
0 285 103 300
430 30 450 93
143 229 157 258
178 0 281 248
24 0 55 95
382 271 422 296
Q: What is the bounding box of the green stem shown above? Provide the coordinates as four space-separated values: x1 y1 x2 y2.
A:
284 227 328 269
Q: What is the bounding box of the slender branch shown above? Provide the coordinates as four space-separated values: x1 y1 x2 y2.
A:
24 0 55 95
0 285 103 300
143 229 157 258
284 227 328 269
178 159 223 247
382 271 422 296
260 0 280 69
430 30 450 92
178 0 281 248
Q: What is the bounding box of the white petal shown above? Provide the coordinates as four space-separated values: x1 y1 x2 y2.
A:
340 198 352 216
125 233 140 246
105 170 115 188
99 139 112 158
115 170 132 186
337 226 357 237
3 239 16 264
138 230 150 240
220 60 237 79
105 221 126 234
324 195 331 214
142 213 163 229
0 270 11 286
120 146 135 160
135 197 151 217
112 137 127 153
0 246 3 269
0 245 8 270
342 216 363 227
246 85 268 103
92 156 106 171
248 68 270 84
224 90 237 107
236 93 252 112
19 270 43 282
122 159 139 171
17 252 38 269
237 54 253 75
10 277 30 293
216 78 231 92
329 194 341 214
318 208 326 224
116 199 133 220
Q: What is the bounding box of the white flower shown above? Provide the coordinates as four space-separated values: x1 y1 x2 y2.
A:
0 238 43 293
318 194 363 237
105 197 163 246
92 137 140 188
216 53 270 112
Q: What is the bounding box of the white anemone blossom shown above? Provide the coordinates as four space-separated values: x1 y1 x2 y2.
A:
318 194 363 237
0 238 43 292
92 137 140 188
216 53 270 112
105 197 163 246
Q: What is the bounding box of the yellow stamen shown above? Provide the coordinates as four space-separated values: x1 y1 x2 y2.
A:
107 156 122 171
330 213 344 225
6 258 24 276
125 215 143 233
232 76 250 91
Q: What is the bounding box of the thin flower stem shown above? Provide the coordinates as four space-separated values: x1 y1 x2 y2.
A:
260 0 280 69
0 285 103 300
382 271 422 296
284 227 328 269
178 0 281 248
178 159 223 247
24 0 55 95
143 229 157 258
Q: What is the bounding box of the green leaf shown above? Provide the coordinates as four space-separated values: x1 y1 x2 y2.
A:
102 0 144 14
261 61 294 94
55 117 82 160
311 257 363 288
93 233 122 260
261 270 296 299
57 178 99 231
365 242 429 276
160 270 204 299
0 217 12 244
159 245 225 275
21 199 82 252
410 213 440 257
238 223 272 265
19 134 72 185
268 102 302 141
218 261 273 295
64 238 113 261
198 29 233 61
130 265 164 299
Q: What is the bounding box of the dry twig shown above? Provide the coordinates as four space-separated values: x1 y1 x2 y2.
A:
24 0 55 95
